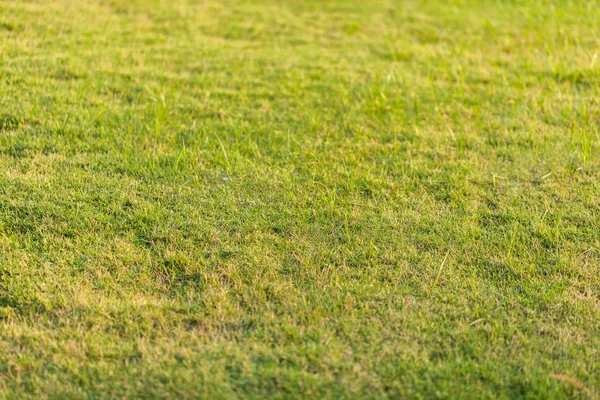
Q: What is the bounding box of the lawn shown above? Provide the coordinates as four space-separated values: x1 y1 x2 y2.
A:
0 0 599 398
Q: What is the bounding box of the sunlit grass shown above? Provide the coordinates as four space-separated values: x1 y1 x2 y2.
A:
0 0 599 398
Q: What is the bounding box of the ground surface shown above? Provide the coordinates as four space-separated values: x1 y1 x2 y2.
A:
0 0 599 398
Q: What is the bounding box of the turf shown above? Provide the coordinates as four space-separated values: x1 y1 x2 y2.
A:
0 0 599 398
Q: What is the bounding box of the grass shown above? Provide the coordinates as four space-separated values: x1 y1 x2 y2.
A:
0 0 599 398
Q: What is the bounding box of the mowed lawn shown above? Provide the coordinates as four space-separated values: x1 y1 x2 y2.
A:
1 0 599 398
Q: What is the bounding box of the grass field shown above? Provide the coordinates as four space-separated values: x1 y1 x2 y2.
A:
1 0 599 398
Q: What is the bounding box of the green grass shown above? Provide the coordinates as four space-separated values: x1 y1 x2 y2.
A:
1 0 599 398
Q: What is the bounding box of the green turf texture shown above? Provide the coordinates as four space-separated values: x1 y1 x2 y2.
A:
0 0 599 398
